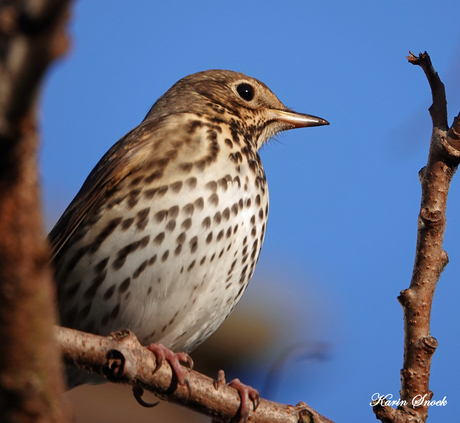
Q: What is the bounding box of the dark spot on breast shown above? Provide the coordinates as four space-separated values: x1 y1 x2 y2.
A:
200 256 206 265
226 227 232 238
182 203 195 216
206 232 213 244
187 120 203 133
187 260 196 271
218 177 230 191
213 211 222 225
202 216 211 229
113 240 141 270
94 257 109 273
149 255 157 266
195 160 206 172
168 205 180 218
220 208 230 221
103 284 116 301
170 181 183 193
208 193 219 206
121 217 134 230
161 250 169 262
234 175 241 188
143 188 157 199
165 149 179 159
177 232 186 244
194 197 204 210
166 219 176 231
225 138 233 148
110 303 120 320
89 217 123 253
186 177 197 189
231 203 239 216
206 181 217 192
180 162 193 173
133 260 148 278
84 270 107 301
118 277 131 293
259 208 264 220
158 185 169 197
181 218 192 230
245 198 252 208
136 207 150 230
154 232 165 245
130 175 144 187
175 244 182 256
189 236 198 253
217 230 224 241
250 215 256 225
145 170 163 183
155 210 167 223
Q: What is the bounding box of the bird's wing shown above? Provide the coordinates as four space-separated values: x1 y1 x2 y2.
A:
48 117 168 261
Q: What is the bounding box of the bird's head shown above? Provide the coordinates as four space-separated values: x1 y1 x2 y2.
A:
145 69 328 150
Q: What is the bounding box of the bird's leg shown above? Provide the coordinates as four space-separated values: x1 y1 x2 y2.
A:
147 343 194 389
213 369 260 423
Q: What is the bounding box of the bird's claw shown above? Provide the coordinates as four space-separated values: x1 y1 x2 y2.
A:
213 369 260 423
147 343 193 395
132 385 159 408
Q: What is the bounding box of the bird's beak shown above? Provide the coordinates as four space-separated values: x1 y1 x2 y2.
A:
270 109 329 128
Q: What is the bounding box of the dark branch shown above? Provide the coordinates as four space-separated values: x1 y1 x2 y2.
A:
407 51 448 129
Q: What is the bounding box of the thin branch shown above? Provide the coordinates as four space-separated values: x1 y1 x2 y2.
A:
0 1 72 422
374 51 460 423
407 51 448 129
58 327 335 423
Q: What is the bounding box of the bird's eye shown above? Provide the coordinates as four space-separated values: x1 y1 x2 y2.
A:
236 83 255 101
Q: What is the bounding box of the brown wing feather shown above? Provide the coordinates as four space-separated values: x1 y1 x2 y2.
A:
48 117 167 261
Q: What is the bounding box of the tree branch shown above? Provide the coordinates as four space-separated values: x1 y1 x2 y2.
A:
0 1 72 421
373 51 460 423
58 327 334 423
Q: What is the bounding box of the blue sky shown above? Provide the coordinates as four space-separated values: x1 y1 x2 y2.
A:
41 1 460 421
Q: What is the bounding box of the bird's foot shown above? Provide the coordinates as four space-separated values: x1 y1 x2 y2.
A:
147 343 194 390
213 369 260 423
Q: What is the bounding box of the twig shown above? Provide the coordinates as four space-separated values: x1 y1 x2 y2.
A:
58 327 335 423
373 51 460 423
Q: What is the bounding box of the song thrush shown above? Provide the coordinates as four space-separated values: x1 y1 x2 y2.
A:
50 69 328 417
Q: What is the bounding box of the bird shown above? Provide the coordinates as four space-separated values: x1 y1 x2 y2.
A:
50 69 328 419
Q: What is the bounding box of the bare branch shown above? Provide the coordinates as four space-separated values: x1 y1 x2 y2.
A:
58 327 334 423
407 51 448 129
374 51 460 423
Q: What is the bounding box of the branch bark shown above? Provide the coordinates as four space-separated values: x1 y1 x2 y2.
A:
0 1 72 421
373 51 460 423
58 327 334 423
